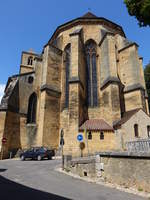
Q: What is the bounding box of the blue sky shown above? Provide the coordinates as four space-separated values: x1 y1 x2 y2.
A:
0 0 150 100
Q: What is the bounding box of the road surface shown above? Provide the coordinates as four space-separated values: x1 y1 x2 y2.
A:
0 159 148 200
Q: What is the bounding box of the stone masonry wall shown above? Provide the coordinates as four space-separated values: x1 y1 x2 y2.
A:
1 111 21 158
65 153 150 193
100 153 150 192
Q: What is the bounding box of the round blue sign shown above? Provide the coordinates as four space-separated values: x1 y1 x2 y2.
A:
77 134 83 142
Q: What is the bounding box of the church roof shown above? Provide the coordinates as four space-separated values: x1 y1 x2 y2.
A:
79 119 114 131
81 12 98 18
45 12 125 47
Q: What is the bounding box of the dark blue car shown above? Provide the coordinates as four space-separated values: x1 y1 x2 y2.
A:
20 147 55 161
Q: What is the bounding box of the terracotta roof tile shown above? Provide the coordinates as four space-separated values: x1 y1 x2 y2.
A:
113 108 141 129
79 119 114 131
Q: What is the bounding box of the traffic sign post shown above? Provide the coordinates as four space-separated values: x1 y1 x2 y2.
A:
77 134 84 157
2 138 7 144
60 129 64 170
77 134 83 142
1 137 7 160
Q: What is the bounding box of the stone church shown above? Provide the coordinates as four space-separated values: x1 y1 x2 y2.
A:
0 12 150 158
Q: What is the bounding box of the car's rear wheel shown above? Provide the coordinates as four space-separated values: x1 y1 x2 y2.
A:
20 155 25 161
47 156 51 160
37 155 42 161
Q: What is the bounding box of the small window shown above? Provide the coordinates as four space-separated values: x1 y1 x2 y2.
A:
134 124 139 137
27 56 33 65
88 132 92 140
147 126 150 137
28 76 34 84
100 132 104 140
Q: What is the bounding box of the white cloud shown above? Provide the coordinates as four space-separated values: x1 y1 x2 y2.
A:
0 84 5 103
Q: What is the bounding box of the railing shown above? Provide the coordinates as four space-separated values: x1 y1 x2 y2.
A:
126 139 150 152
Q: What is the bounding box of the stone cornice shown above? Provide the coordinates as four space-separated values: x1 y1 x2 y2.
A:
99 32 115 47
69 28 82 37
100 76 120 90
34 56 43 61
44 17 125 47
20 64 34 69
0 107 27 117
40 84 61 97
49 44 63 56
11 71 35 78
124 83 145 94
22 51 41 57
69 77 84 90
118 42 139 53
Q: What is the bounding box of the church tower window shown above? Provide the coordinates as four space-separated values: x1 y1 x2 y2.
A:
64 44 71 108
27 56 33 65
85 40 98 107
27 93 37 124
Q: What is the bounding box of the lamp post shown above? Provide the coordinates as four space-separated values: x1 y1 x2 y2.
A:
84 124 89 157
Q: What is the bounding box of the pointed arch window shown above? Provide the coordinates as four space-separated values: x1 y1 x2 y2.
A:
27 93 37 124
85 40 98 107
64 44 71 108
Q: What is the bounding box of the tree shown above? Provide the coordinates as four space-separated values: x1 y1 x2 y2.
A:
144 62 150 109
124 0 150 27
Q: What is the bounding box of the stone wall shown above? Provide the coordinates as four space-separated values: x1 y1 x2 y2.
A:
42 92 60 149
100 152 150 192
65 153 150 192
0 111 21 158
0 111 6 152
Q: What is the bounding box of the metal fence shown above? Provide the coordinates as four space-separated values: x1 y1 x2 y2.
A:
126 139 150 152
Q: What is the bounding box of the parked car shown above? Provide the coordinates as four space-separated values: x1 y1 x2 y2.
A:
20 147 55 161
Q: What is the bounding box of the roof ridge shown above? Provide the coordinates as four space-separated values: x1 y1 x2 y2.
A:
79 118 114 131
81 12 98 19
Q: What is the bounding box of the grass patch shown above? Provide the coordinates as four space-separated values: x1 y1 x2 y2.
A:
138 187 143 192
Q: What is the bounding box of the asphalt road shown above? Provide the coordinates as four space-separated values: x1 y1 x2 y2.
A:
0 159 148 200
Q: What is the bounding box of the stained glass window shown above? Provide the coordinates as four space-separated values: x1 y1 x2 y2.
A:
64 44 71 108
85 40 98 107
27 93 37 123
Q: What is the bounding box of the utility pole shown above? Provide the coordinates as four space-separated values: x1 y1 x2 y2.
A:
60 129 64 170
84 124 89 156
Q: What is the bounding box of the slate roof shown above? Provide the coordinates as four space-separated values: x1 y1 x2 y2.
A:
79 119 114 131
113 108 141 129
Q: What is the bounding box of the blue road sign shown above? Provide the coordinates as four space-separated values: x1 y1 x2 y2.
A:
77 134 83 142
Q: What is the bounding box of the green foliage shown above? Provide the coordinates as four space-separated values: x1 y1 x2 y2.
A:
138 186 143 191
144 62 150 109
124 0 150 27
